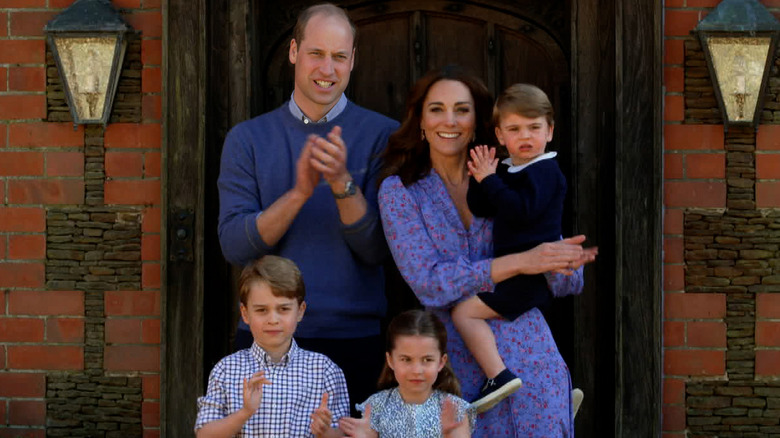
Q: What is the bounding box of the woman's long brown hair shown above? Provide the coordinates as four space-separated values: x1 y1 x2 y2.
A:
379 65 496 186
377 309 462 397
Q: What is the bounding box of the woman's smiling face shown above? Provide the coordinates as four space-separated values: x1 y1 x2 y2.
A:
420 79 476 162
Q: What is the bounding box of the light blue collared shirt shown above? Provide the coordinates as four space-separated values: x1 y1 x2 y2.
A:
288 91 348 124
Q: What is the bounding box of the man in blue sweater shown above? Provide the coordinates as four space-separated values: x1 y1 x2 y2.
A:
217 3 399 414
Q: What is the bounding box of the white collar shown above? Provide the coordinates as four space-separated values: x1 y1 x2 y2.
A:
503 151 558 173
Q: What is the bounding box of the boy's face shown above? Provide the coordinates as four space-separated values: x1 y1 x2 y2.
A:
240 280 305 357
495 113 554 166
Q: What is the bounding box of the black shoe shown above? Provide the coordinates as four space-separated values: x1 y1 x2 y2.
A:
470 369 523 413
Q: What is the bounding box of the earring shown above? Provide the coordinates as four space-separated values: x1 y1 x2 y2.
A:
421 129 426 141
471 132 476 142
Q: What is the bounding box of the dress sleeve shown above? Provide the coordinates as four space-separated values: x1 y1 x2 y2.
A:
217 126 274 267
194 361 229 431
324 361 351 426
378 177 494 308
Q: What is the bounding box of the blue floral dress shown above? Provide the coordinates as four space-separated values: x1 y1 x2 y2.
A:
378 172 580 437
357 388 475 437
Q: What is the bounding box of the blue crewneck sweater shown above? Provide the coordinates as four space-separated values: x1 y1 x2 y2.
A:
218 101 399 338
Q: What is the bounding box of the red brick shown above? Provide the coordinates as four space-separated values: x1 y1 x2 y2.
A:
686 153 725 179
665 292 726 319
756 153 780 179
9 123 83 148
143 374 160 399
664 321 685 347
664 39 684 65
143 0 161 8
8 235 45 260
664 209 684 235
687 0 720 6
104 124 160 149
0 373 45 397
664 153 683 179
45 318 83 343
0 0 46 6
665 10 705 37
46 151 84 177
49 0 75 6
0 235 6 259
141 318 160 344
142 234 160 261
665 124 724 151
0 66 6 91
0 12 7 38
142 94 161 121
142 39 162 65
664 349 724 376
664 181 726 208
143 430 160 438
7 345 83 370
105 290 160 316
0 40 45 64
664 237 683 264
125 11 162 38
8 400 45 426
0 318 44 342
0 151 44 176
9 290 83 316
687 321 726 347
142 67 161 93
758 125 780 150
0 123 6 148
0 207 45 232
114 0 141 7
0 263 44 288
105 345 159 371
9 67 45 92
142 401 160 427
105 180 160 205
9 11 55 37
665 0 683 6
756 350 780 377
665 96 684 122
662 403 686 431
143 207 160 233
756 321 780 347
0 95 46 121
144 151 161 177
757 293 780 318
663 378 685 405
757 181 780 208
664 264 684 292
106 318 142 343
105 151 144 178
0 429 44 438
143 263 160 289
8 179 85 205
664 67 684 93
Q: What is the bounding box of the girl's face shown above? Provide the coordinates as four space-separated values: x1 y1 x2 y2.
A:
386 334 447 404
420 79 476 163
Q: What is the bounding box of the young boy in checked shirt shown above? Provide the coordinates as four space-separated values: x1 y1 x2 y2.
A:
195 255 349 437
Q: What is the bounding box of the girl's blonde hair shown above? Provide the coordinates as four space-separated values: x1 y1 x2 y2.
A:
377 310 461 396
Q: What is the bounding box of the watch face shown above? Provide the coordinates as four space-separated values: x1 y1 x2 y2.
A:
345 180 356 195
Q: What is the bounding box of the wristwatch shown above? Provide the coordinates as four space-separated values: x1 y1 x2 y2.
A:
332 180 357 199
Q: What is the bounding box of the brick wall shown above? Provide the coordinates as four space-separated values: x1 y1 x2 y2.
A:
0 1 162 437
665 1 780 437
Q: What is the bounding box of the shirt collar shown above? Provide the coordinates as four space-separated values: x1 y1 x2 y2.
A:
250 339 300 367
288 92 348 124
503 151 557 173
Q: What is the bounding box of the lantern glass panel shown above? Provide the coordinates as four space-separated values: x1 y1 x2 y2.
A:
706 36 771 123
54 35 118 122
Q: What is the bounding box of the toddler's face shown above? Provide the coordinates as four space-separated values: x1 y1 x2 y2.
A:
495 113 553 166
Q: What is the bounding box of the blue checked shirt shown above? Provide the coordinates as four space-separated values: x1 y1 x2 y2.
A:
195 340 350 437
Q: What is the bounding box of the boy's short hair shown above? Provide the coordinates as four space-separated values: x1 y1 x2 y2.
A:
493 83 554 127
238 255 305 305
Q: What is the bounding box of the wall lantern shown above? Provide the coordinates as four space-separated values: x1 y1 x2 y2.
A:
44 0 132 125
694 0 780 129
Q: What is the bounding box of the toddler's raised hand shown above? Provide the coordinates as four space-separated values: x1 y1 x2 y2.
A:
467 145 498 183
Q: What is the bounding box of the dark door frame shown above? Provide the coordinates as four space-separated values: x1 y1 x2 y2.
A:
163 0 663 436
